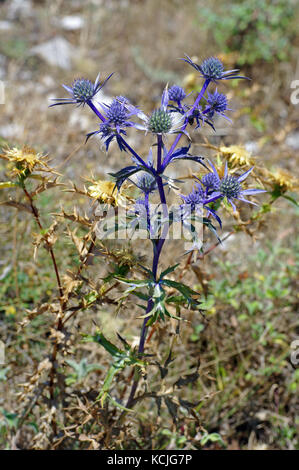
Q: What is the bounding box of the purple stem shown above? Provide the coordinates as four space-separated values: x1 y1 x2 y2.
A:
144 192 151 236
162 79 211 170
87 99 150 170
119 137 151 170
126 82 212 408
125 135 167 409
87 100 106 121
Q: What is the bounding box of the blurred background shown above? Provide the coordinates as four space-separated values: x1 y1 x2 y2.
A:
0 0 298 450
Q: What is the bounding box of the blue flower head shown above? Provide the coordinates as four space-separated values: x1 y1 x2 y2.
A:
182 55 249 82
86 96 142 150
136 172 157 194
201 171 220 191
168 85 186 103
148 109 173 134
217 163 267 211
105 98 129 127
49 72 113 107
206 90 229 114
181 184 205 211
199 57 224 80
137 86 184 136
180 182 222 227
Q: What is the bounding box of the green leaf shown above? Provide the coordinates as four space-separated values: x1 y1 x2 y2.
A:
203 217 221 243
282 194 298 207
0 409 18 429
162 279 200 307
159 263 180 280
65 359 103 385
200 432 225 447
115 276 152 287
82 331 122 358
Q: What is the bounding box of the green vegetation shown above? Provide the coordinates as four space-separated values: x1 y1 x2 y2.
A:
200 0 297 64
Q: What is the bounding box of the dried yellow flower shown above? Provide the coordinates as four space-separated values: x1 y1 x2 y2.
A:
0 146 54 177
88 180 130 207
219 145 254 168
267 168 298 192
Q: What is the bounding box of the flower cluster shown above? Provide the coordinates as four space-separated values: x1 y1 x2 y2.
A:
181 161 266 227
49 53 268 412
49 56 266 236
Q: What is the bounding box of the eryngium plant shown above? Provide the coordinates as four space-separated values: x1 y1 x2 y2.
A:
6 53 297 448
50 54 266 410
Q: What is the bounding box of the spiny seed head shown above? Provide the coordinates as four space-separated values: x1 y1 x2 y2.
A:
183 185 204 209
200 57 224 80
207 91 228 112
137 173 157 193
106 99 127 125
220 175 241 199
148 109 172 134
202 172 220 190
72 79 95 102
169 85 186 103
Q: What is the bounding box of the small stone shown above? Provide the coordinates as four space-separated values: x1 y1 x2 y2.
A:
0 123 24 139
59 16 85 31
30 37 75 70
69 109 91 131
285 132 299 150
7 0 33 20
0 21 13 31
244 141 259 154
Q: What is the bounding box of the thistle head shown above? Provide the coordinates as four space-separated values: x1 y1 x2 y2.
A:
181 184 205 211
199 57 224 80
50 72 113 108
148 109 173 134
220 175 241 199
182 54 248 83
202 172 220 190
106 98 128 126
71 79 95 103
207 90 228 113
136 173 157 194
168 85 186 103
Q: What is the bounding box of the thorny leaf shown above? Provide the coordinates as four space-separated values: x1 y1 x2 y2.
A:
156 348 175 379
54 208 93 227
179 397 200 411
67 227 86 258
62 270 82 299
32 220 58 259
29 177 64 197
83 330 146 408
